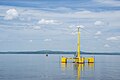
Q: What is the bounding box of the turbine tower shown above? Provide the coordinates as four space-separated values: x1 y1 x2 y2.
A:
77 27 80 58
61 26 94 63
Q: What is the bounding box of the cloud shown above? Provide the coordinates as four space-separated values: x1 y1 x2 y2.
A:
94 36 99 38
94 0 120 7
95 31 102 35
104 44 110 47
32 26 41 30
44 39 52 41
94 21 104 26
68 25 74 29
29 40 33 42
76 25 85 29
71 32 77 35
38 19 61 25
106 36 120 41
69 25 85 35
46 7 73 13
19 17 31 21
4 8 19 20
0 3 120 52
75 10 92 14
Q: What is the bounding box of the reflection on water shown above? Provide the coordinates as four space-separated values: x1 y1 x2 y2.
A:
74 63 84 80
88 63 94 70
61 63 67 71
61 63 94 80
0 54 120 80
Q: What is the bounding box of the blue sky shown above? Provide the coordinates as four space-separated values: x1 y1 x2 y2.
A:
0 0 120 52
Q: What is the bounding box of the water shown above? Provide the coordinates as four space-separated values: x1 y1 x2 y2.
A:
0 54 120 80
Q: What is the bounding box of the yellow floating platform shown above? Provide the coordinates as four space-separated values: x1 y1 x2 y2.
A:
61 27 95 64
61 57 94 63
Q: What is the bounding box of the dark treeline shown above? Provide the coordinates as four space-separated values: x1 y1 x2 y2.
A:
0 51 120 55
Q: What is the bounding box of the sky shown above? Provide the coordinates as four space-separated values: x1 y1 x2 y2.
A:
0 0 120 52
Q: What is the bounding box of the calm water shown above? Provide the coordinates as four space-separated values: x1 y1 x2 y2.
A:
0 54 120 80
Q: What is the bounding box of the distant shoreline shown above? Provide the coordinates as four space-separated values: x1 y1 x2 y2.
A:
0 51 120 55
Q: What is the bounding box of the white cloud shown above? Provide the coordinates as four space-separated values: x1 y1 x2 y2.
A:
95 31 102 35
94 0 120 7
68 25 74 29
4 8 19 20
50 7 72 12
38 19 61 25
44 39 52 41
106 36 120 41
32 26 41 30
75 10 92 14
70 25 85 35
71 32 77 35
29 40 33 42
0 4 120 52
76 25 85 29
104 44 110 47
94 21 104 26
74 10 120 20
19 17 31 21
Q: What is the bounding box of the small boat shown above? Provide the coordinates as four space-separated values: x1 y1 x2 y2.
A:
46 54 48 56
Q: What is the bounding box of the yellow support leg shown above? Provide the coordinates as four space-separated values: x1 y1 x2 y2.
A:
88 57 94 63
61 57 67 63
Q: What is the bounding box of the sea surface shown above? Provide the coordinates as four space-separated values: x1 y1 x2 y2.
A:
0 54 120 80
